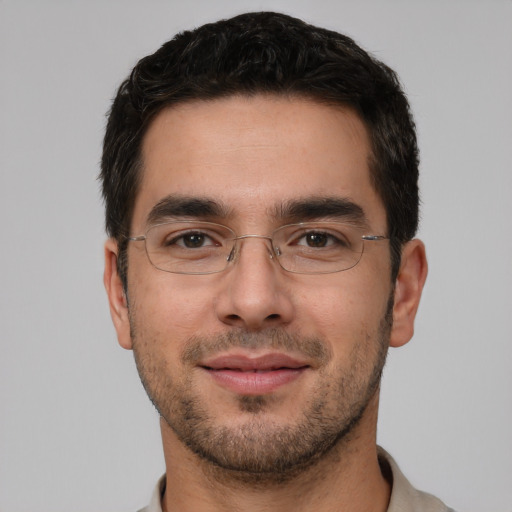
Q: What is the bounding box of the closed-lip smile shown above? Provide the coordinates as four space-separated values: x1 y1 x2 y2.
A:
199 353 311 395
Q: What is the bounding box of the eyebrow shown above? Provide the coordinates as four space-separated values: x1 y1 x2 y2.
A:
146 195 368 228
276 197 369 227
146 195 233 226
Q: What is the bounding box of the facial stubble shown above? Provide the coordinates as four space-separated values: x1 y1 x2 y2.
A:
130 298 392 481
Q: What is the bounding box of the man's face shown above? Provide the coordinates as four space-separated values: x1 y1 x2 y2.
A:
107 95 403 475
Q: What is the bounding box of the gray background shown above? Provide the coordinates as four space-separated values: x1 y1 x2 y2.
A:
1 1 511 511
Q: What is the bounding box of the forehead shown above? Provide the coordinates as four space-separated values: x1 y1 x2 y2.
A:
133 95 385 230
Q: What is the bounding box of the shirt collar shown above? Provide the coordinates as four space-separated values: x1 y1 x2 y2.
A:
140 447 452 512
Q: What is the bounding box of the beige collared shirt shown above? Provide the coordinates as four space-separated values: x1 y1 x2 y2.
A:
138 448 455 512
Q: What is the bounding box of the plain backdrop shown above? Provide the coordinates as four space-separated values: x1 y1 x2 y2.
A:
1 1 511 511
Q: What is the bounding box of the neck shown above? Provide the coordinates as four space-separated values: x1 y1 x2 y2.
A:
160 396 390 512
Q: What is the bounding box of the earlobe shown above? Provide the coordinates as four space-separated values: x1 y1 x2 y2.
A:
103 239 133 350
389 239 428 348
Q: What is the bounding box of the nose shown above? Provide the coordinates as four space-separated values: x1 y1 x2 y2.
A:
214 236 295 330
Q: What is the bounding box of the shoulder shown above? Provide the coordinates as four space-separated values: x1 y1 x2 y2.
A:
378 447 456 512
136 474 165 512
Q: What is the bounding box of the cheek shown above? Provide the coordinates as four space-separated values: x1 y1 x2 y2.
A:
130 273 216 342
295 275 390 346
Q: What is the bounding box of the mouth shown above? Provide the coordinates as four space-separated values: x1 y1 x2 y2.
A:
199 353 311 395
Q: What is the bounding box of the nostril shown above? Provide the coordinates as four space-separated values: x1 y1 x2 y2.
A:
266 314 280 320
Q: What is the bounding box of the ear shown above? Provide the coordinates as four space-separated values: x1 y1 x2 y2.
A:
103 239 133 350
389 239 428 348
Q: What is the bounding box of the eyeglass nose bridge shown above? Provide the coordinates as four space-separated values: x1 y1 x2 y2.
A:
227 233 278 264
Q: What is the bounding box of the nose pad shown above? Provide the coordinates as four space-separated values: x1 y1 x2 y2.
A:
227 246 236 263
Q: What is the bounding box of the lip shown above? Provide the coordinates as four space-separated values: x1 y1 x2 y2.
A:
199 353 310 395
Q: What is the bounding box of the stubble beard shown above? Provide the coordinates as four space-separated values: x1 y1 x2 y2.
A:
130 298 392 482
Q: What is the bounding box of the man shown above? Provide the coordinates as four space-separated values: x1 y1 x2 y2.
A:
101 11 453 512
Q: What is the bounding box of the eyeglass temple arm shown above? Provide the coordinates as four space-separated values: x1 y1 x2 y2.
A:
362 235 388 241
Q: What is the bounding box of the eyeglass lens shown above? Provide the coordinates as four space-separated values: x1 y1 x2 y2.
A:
142 221 367 275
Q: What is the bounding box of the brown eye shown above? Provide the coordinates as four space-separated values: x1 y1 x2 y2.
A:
182 233 207 248
295 231 343 248
305 233 329 247
164 231 217 249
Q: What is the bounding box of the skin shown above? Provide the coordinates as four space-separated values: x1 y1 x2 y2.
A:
104 95 428 512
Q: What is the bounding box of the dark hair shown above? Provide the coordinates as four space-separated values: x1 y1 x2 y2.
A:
101 11 419 286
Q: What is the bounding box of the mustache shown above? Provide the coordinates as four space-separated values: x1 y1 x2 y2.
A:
181 329 332 366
